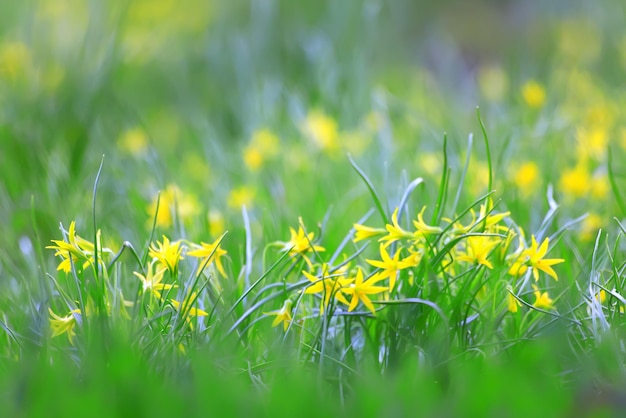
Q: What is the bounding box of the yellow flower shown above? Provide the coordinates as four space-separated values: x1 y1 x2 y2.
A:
579 213 603 242
590 174 609 199
250 128 280 157
49 308 81 344
456 235 500 270
264 300 293 331
366 244 403 291
208 210 225 237
412 206 443 236
478 65 509 102
46 221 106 273
508 235 564 281
353 224 386 243
532 285 554 309
379 208 414 246
559 165 590 199
576 127 607 161
521 80 546 108
133 260 176 299
227 186 255 209
303 264 353 315
117 127 148 157
279 219 325 264
187 238 228 277
302 110 339 154
149 236 183 273
170 291 208 330
507 290 521 313
0 41 31 81
243 146 263 171
343 269 387 314
512 162 540 196
147 184 201 228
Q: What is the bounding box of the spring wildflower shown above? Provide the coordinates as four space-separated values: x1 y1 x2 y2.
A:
559 164 591 199
532 285 554 309
380 208 414 245
302 110 339 154
46 221 104 273
413 207 443 237
507 289 522 313
48 308 81 344
208 210 225 237
353 224 386 243
0 41 31 81
478 65 509 102
279 220 325 266
147 184 201 228
508 235 564 281
456 235 500 269
227 186 255 209
512 162 540 196
187 238 228 277
133 260 176 299
149 236 183 274
264 300 293 331
117 127 148 157
343 269 387 314
303 264 353 315
170 291 208 330
521 80 546 108
366 244 403 291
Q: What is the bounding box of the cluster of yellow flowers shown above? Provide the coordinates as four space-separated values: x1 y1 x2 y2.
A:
266 202 565 331
46 222 227 344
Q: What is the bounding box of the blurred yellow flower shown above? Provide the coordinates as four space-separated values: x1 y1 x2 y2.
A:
532 285 554 310
579 213 603 242
590 174 609 199
264 300 293 331
182 154 211 184
117 127 149 157
0 41 32 81
187 238 228 277
147 184 201 228
507 290 521 313
420 152 441 177
133 260 176 299
559 165 590 199
170 291 208 330
302 110 339 154
208 210 225 237
521 80 546 108
251 128 280 157
49 308 81 345
576 127 607 161
478 65 509 102
512 162 540 195
227 186 255 209
557 19 601 64
243 146 263 171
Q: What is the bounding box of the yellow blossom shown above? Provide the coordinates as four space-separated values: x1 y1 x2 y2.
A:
208 210 225 237
512 162 540 196
303 264 353 315
521 80 546 108
0 41 31 81
576 127 607 161
508 235 564 281
117 127 148 157
343 269 387 314
532 285 554 309
380 208 414 245
456 235 500 270
302 110 339 154
133 260 176 299
147 184 201 228
243 146 263 171
579 213 603 242
412 206 443 237
227 186 255 209
353 224 386 243
170 291 208 330
366 244 403 291
507 290 521 313
250 128 280 157
187 238 228 277
559 165 590 199
49 308 81 344
149 236 183 273
279 220 325 264
264 300 293 331
46 221 107 273
590 174 609 199
478 65 509 102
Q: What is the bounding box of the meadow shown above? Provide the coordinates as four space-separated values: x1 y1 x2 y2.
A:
1 0 626 416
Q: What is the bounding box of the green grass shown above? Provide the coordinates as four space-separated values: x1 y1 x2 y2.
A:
2 0 626 416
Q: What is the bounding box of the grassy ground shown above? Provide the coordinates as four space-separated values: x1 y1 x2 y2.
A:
2 0 626 416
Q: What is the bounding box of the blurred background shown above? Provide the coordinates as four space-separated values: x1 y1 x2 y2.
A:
1 0 625 278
